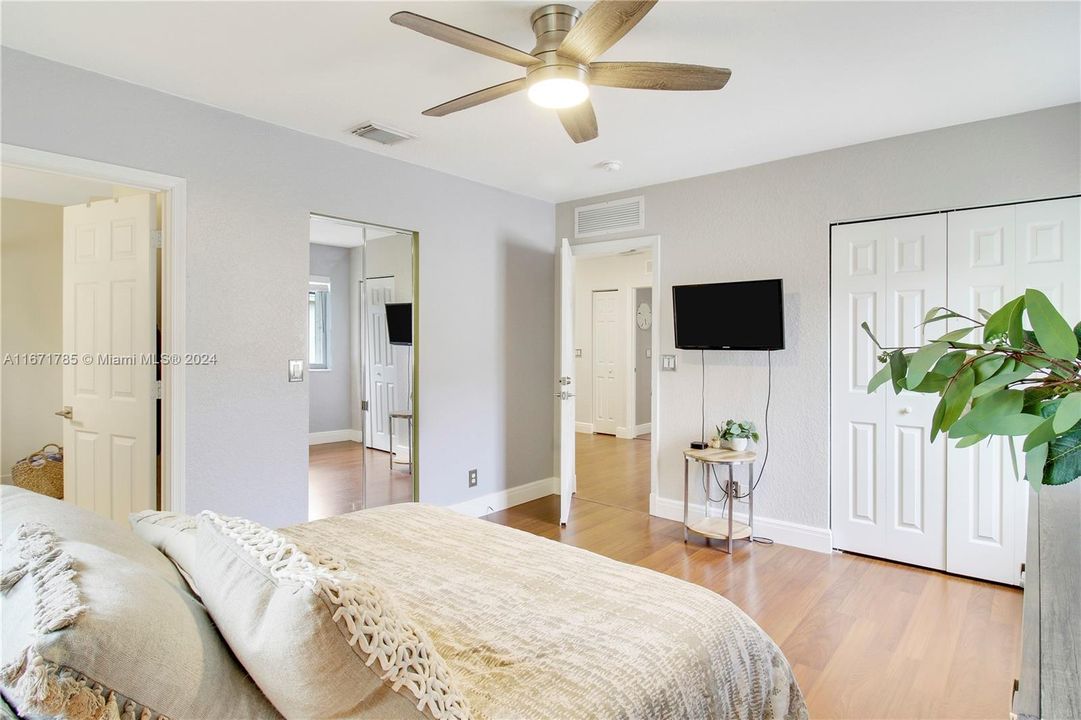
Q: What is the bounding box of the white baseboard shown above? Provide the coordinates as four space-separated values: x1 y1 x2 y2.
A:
650 493 833 554
309 429 363 445
615 426 635 440
634 422 651 436
0 474 10 485
575 422 594 434
448 476 559 518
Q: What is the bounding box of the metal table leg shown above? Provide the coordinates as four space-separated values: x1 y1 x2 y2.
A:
748 461 754 542
727 463 735 554
683 456 689 543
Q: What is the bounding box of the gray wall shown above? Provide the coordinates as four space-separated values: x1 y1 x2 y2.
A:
634 287 651 428
557 103 1081 531
1 198 63 478
1 49 555 527
308 243 351 434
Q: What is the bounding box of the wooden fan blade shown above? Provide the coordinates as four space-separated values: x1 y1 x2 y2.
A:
590 62 732 90
558 100 599 144
391 11 539 67
422 79 527 117
558 0 657 65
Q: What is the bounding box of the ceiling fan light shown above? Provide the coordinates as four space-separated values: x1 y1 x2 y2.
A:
528 77 590 109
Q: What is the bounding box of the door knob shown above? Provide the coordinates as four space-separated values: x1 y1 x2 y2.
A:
554 392 576 400
899 407 912 415
55 406 73 420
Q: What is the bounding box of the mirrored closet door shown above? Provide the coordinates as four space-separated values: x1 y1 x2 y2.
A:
307 215 416 520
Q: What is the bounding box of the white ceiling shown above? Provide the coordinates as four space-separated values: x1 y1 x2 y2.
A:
3 2 1078 203
1 165 136 206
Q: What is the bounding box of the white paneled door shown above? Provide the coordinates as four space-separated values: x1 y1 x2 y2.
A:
830 220 888 558
62 194 157 523
365 277 396 453
831 214 947 569
946 197 1080 584
882 215 948 568
558 239 576 526
592 290 623 435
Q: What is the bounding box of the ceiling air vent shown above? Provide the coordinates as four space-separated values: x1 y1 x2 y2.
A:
348 122 414 146
574 196 645 239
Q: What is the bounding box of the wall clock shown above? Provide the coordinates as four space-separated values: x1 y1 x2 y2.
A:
636 302 652 330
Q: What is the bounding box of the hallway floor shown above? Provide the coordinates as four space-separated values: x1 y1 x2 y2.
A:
574 432 650 512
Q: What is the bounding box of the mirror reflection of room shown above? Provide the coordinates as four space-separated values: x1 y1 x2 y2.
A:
307 215 414 520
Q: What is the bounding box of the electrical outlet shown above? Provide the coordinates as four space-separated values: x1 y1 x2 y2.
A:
468 469 478 488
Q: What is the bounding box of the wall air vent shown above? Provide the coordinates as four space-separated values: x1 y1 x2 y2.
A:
574 195 645 238
348 122 415 146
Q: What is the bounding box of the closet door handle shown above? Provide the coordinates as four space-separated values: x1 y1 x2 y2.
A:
899 407 912 415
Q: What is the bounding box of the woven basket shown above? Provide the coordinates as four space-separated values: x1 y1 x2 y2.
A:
11 444 64 500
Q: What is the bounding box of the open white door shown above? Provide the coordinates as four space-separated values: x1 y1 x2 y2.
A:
558 239 576 526
62 194 157 523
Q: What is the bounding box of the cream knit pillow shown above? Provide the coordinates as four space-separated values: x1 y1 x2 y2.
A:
193 511 471 720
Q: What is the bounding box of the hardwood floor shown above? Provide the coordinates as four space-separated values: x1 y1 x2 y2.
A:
308 441 412 520
486 495 1022 720
574 432 650 512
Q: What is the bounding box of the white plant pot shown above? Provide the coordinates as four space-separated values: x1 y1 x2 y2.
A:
725 438 749 452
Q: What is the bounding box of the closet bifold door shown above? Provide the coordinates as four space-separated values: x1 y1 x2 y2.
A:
945 197 1080 585
831 214 947 568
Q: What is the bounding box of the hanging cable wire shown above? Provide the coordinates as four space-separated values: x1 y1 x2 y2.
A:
700 349 706 443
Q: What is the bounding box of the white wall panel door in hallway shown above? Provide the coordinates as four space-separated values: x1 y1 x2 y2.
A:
946 197 1080 584
365 277 395 452
62 194 157 523
592 290 623 435
830 214 947 568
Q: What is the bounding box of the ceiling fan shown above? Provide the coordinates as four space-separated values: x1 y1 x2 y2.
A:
390 1 731 143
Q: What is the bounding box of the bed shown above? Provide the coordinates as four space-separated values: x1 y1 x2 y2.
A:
0 486 806 720
284 504 807 720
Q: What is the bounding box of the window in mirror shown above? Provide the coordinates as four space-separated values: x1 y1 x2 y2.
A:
308 279 330 370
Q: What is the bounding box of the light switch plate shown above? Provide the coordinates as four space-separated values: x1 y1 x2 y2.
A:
288 359 304 382
661 354 676 371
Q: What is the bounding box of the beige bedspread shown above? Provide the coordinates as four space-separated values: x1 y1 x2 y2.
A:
283 504 807 720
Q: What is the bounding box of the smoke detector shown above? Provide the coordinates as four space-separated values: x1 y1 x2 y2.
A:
599 160 623 172
348 122 415 146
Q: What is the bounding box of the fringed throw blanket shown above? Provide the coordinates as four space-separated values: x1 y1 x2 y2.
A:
284 504 808 720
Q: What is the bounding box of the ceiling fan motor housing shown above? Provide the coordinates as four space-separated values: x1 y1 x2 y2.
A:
528 4 590 88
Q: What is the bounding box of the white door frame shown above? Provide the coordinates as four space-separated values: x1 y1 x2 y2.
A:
565 235 661 516
2 143 187 513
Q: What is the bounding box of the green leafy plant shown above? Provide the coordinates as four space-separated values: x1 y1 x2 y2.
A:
863 288 1081 489
717 419 760 442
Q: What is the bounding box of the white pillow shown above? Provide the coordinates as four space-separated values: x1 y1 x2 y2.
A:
0 487 280 720
193 511 472 720
129 510 200 596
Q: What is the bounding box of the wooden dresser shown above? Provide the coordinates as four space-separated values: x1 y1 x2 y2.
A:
1011 480 1081 720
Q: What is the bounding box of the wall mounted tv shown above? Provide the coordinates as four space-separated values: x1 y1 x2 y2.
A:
672 279 785 350
385 303 412 346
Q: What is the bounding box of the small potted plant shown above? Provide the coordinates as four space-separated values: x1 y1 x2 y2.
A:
716 420 759 452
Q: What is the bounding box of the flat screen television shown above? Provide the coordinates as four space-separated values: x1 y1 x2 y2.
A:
385 303 412 346
672 279 784 350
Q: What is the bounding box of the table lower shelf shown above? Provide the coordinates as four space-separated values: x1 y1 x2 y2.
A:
687 517 752 541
